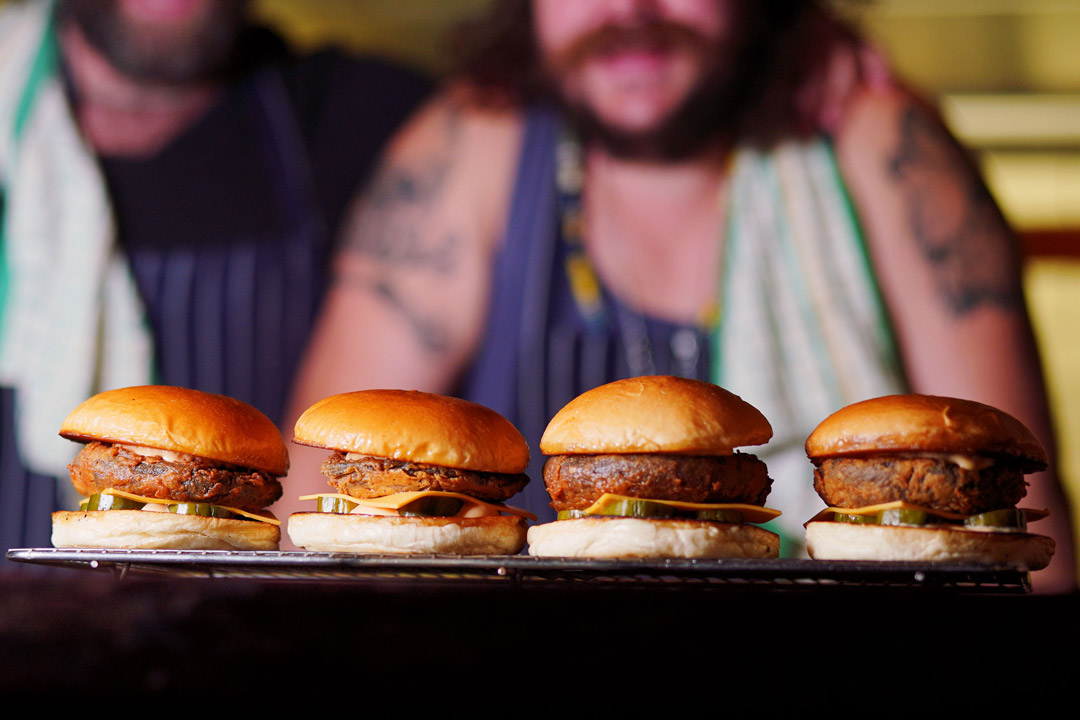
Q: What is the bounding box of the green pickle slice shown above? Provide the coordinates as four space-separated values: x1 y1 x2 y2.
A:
83 493 146 511
965 508 1027 531
318 496 359 514
835 512 879 525
878 508 928 526
835 506 1027 530
559 498 743 523
168 502 237 519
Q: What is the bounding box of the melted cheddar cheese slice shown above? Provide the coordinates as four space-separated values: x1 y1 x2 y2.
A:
86 488 281 525
806 500 1049 524
298 491 537 520
579 493 781 524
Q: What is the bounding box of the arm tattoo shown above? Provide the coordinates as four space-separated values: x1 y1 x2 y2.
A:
888 107 1024 316
371 279 450 354
337 107 462 354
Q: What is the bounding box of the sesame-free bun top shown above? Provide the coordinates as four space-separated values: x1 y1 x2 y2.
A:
59 386 290 475
292 389 529 474
540 376 772 456
805 394 1047 468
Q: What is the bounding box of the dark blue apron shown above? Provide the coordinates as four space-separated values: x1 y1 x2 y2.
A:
0 68 327 571
457 107 711 523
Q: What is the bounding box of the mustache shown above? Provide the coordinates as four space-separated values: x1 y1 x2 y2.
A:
547 21 717 72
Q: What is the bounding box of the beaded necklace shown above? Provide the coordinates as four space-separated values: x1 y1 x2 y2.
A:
554 128 721 378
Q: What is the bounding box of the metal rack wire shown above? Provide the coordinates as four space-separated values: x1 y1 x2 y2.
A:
7 547 1032 592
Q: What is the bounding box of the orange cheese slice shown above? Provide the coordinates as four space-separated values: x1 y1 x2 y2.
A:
580 493 781 524
298 491 537 520
807 500 1049 524
85 487 281 526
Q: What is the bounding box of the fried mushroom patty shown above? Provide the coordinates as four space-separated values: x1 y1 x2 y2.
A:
542 452 772 512
68 441 283 513
321 453 529 503
812 456 1028 515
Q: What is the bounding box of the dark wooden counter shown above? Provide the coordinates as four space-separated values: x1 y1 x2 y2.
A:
1 555 1075 705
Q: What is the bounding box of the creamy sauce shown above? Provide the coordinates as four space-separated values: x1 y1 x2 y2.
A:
893 452 995 471
119 444 198 463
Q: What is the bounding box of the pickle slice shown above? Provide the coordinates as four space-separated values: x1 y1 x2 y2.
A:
318 496 359 514
692 508 744 522
834 506 1027 530
965 508 1028 531
398 497 465 517
837 508 930 526
878 508 929 527
83 493 146 511
599 498 679 518
168 502 236 519
558 502 742 523
835 512 879 525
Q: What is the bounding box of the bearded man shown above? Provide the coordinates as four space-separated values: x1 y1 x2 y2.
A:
0 0 429 566
286 0 1075 591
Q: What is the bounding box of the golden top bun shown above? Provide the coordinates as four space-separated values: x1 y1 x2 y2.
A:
292 389 529 473
805 394 1047 467
540 376 772 456
59 386 289 476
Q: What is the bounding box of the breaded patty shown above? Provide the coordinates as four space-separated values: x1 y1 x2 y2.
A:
322 453 528 503
542 452 772 512
68 441 283 512
812 456 1028 515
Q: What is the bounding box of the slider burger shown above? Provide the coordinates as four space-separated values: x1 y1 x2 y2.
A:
287 389 534 554
54 385 288 550
527 376 781 558
804 394 1055 568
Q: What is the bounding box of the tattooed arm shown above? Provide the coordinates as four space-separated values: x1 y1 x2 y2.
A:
272 92 523 531
835 87 1076 592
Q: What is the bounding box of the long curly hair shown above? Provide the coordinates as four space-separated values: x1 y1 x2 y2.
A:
447 0 869 149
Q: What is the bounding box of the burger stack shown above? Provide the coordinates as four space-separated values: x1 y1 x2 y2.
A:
48 382 1056 575
287 389 535 554
803 394 1055 568
54 385 288 550
527 376 782 559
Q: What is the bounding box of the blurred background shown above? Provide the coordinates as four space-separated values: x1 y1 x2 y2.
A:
7 0 1078 541
254 0 1080 549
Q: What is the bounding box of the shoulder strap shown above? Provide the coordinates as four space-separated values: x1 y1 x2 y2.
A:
459 105 560 434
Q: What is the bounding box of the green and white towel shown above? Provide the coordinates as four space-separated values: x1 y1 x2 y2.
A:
0 0 153 490
716 138 907 551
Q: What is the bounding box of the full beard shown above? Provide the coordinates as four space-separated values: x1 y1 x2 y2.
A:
557 70 753 162
58 0 250 85
543 13 767 161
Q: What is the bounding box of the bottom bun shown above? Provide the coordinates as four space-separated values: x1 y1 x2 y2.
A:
805 522 1055 569
526 518 780 559
52 510 280 551
287 513 527 555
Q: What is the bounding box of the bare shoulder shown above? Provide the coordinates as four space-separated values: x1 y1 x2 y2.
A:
832 84 1023 321
358 86 525 255
302 87 528 401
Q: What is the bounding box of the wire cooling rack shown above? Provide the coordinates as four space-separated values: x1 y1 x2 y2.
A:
6 547 1032 592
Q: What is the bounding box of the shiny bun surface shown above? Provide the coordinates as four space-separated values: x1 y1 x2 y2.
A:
60 385 289 475
541 376 772 456
293 389 529 473
805 394 1046 467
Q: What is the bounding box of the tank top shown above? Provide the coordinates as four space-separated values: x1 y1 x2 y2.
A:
459 106 907 548
459 107 713 524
